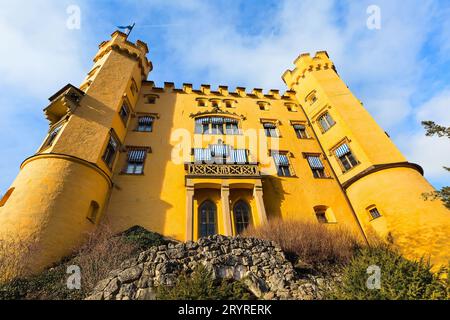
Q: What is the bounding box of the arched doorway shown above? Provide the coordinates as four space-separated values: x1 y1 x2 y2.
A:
233 200 252 234
198 200 217 238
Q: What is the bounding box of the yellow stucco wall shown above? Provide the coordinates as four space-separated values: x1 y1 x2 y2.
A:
0 155 111 275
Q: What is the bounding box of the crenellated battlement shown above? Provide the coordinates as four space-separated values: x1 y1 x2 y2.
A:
142 81 296 100
282 51 335 88
95 31 153 78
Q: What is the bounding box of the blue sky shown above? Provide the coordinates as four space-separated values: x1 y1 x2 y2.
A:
0 0 449 193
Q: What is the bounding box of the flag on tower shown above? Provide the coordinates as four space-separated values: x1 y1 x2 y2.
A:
117 23 135 37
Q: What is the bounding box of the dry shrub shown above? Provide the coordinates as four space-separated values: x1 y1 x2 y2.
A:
0 238 36 284
72 224 139 293
243 219 361 267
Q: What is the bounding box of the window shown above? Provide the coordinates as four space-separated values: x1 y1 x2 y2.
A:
211 100 220 108
234 201 251 234
130 79 138 96
224 100 234 108
119 103 130 126
286 103 298 112
102 133 119 168
334 143 358 172
368 207 382 220
307 155 327 178
87 201 100 223
272 152 292 177
316 210 328 223
293 124 309 139
137 116 154 132
225 119 240 135
211 117 224 135
145 95 157 104
197 99 207 107
43 124 63 148
124 148 147 174
0 188 15 207
306 90 318 105
263 122 279 138
317 112 335 132
195 117 240 135
258 102 270 111
193 146 248 164
199 200 217 238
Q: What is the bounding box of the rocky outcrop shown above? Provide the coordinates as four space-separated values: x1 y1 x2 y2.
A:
86 235 335 300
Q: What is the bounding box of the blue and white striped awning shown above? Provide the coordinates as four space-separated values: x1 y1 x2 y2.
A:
307 156 324 169
210 144 230 157
194 148 212 162
272 152 289 166
138 116 154 125
293 124 306 130
263 122 277 129
128 149 147 162
335 143 351 157
224 118 238 124
210 117 224 125
196 117 211 124
228 149 248 164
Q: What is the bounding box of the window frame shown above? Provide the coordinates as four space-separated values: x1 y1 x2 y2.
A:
198 200 218 238
102 131 120 169
317 112 335 133
119 102 131 127
367 206 382 220
136 116 155 132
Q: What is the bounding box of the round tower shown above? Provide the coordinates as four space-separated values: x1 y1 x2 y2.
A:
0 31 152 278
283 52 450 267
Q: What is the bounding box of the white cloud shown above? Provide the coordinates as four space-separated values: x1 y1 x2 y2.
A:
0 0 86 96
0 0 88 192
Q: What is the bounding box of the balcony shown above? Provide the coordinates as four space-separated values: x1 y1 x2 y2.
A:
185 163 260 178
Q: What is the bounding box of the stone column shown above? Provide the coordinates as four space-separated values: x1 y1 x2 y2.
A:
221 183 233 236
185 180 195 241
253 182 268 224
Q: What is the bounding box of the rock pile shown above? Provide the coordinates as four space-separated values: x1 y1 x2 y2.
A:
86 235 333 300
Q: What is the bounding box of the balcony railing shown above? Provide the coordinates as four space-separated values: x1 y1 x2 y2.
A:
185 163 260 177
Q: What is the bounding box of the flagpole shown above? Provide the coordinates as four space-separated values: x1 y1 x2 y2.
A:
125 22 136 40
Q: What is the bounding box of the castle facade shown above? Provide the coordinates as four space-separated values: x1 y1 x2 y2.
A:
0 31 448 275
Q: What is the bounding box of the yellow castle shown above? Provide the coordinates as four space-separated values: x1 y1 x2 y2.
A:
0 31 448 276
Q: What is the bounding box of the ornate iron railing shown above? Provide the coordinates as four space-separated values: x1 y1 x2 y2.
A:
185 163 260 177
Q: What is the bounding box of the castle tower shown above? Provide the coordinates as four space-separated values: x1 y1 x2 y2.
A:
0 31 152 276
283 52 450 267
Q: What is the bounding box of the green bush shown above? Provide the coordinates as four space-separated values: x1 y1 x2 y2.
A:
157 265 254 300
327 245 449 300
121 226 169 250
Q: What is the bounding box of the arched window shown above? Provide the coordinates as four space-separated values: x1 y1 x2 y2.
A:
87 201 100 223
0 187 15 207
234 200 251 234
199 200 217 238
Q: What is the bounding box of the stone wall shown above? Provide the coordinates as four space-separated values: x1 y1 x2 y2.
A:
86 235 334 300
